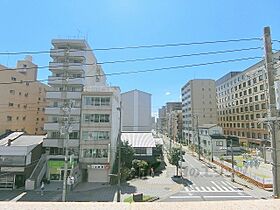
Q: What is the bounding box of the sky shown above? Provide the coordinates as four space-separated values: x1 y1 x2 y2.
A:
1 0 280 116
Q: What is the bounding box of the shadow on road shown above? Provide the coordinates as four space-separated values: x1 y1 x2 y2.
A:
171 176 193 187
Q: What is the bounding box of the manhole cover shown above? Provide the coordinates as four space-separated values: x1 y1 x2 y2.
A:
164 187 170 190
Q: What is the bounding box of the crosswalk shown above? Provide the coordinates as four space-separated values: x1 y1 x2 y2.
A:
182 181 241 193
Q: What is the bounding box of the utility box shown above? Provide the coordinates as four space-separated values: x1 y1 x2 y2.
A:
133 193 143 202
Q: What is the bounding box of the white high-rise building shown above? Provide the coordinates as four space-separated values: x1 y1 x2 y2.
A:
121 89 152 132
44 39 120 183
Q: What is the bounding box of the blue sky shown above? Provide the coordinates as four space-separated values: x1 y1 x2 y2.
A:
1 0 280 115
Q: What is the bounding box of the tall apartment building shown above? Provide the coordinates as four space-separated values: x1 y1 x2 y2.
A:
166 102 182 137
0 56 48 135
44 39 120 183
216 52 280 148
79 66 120 182
157 106 167 134
181 79 217 144
121 89 151 132
169 110 183 141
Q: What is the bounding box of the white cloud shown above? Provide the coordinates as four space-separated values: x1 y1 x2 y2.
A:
165 91 171 96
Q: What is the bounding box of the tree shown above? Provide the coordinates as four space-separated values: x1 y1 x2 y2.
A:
168 147 185 176
120 141 135 169
132 159 149 177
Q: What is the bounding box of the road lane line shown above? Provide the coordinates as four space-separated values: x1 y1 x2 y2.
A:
205 187 212 191
203 195 253 198
10 192 27 202
170 195 201 199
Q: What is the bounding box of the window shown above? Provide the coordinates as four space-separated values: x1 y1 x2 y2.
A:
83 149 108 158
261 103 266 109
261 94 265 100
82 131 110 141
260 84 264 90
255 95 258 101
85 96 110 106
84 114 110 123
69 132 79 139
11 77 16 81
23 116 26 121
216 141 223 146
8 102 14 107
7 116 12 121
135 148 147 155
10 90 15 95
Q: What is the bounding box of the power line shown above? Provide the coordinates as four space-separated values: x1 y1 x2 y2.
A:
0 46 263 72
97 47 263 65
0 37 262 55
0 56 263 85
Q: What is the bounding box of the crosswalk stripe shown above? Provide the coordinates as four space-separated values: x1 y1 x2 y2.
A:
205 187 212 191
200 187 206 191
211 181 223 191
221 181 235 189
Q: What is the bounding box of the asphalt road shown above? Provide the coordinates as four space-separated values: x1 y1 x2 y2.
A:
162 135 255 202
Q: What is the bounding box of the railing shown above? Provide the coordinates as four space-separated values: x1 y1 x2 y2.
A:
25 154 47 190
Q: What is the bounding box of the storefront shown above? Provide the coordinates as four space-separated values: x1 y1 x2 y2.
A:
87 164 109 183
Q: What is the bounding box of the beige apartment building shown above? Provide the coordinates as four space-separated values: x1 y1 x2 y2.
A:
181 79 218 145
0 56 48 135
216 52 280 148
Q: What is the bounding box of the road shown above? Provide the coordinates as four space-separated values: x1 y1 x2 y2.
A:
161 135 255 202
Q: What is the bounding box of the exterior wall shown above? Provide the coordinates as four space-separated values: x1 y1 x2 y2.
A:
121 90 151 132
216 52 280 148
0 57 48 135
79 87 120 182
181 79 217 143
198 126 227 158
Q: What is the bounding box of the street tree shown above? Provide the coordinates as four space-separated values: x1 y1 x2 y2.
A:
168 147 185 176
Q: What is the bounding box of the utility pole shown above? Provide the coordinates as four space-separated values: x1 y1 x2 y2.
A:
195 115 201 161
61 49 71 202
263 26 280 198
230 138 234 182
117 102 122 202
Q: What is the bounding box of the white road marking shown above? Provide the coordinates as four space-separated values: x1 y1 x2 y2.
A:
211 181 223 191
10 192 27 202
203 195 252 198
170 195 201 199
200 187 206 192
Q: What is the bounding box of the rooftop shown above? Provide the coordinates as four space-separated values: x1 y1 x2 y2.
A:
121 132 156 148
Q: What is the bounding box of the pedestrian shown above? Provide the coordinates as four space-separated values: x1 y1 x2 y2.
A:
67 176 71 191
151 167 154 177
40 181 45 196
70 176 75 191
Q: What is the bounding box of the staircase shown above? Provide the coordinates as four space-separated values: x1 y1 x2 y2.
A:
25 154 47 190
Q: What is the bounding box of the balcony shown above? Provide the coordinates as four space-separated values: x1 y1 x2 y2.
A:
44 122 80 131
49 62 86 72
43 138 79 148
48 76 84 86
45 107 81 115
50 49 87 59
46 91 82 99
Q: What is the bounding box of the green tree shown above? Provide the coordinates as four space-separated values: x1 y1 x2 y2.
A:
120 141 135 169
132 159 148 177
168 147 185 176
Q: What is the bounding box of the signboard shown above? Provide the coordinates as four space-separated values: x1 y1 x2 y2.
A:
1 167 24 172
87 164 107 169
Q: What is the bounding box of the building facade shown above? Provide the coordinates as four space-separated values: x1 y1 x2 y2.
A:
121 89 152 132
216 52 280 148
166 102 182 138
79 75 120 183
0 57 48 135
157 106 167 134
181 79 218 145
169 110 183 142
43 39 120 183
